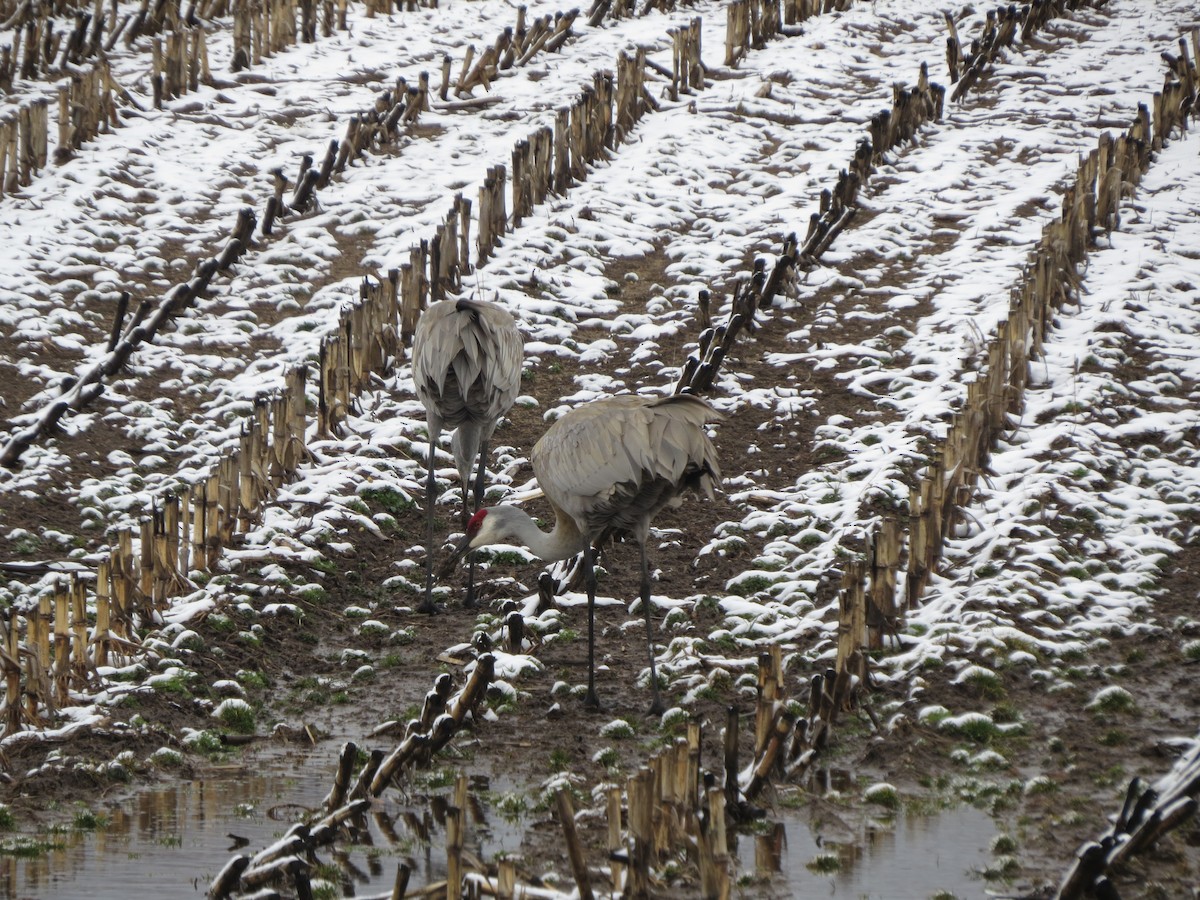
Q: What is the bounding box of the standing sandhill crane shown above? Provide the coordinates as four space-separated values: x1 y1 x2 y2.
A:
412 298 523 613
442 393 722 713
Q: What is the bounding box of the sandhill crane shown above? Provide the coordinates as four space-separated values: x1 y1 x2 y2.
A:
442 393 722 713
412 298 523 613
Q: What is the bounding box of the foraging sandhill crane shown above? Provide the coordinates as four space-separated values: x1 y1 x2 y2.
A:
412 298 523 613
443 393 722 713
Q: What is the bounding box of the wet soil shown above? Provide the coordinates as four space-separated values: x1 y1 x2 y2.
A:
3 226 1199 899
3 9 1200 900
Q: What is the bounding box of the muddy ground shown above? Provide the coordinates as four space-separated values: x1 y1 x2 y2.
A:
1 2 1199 897
2 233 1199 900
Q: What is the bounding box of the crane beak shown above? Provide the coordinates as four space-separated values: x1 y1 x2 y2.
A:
436 534 473 580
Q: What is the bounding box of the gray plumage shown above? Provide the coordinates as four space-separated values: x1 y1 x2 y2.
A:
413 298 523 489
534 393 722 554
447 392 722 711
412 298 523 612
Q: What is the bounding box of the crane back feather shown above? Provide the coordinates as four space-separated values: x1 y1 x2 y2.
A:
412 299 523 480
532 393 722 545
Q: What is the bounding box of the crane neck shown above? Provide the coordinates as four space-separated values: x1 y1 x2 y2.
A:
510 508 588 563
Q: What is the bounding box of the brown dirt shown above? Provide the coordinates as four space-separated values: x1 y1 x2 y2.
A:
5 211 1197 899
4 14 1200 900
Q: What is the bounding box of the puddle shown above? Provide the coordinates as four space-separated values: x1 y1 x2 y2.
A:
734 806 998 897
0 741 532 899
2 751 997 899
737 783 999 900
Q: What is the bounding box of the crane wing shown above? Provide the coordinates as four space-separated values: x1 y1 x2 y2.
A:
412 299 523 428
533 394 722 535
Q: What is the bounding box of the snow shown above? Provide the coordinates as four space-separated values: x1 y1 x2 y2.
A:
0 0 1198 846
212 697 253 717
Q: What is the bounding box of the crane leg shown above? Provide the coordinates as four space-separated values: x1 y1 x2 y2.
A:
583 546 600 710
640 542 665 716
472 439 489 512
463 440 489 609
419 435 439 615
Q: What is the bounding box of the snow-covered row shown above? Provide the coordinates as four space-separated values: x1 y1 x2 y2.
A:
0 0 757 504
885 125 1200 681
676 0 1197 675
4 0 1198 705
0 0 705 388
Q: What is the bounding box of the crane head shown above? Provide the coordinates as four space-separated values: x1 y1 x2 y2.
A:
436 509 491 578
463 508 490 544
435 505 544 579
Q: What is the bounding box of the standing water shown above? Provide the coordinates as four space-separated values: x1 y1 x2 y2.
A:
1 749 997 898
739 803 999 898
0 740 532 898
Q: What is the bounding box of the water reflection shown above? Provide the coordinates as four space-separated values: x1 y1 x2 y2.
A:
2 752 995 899
736 774 997 900
0 743 532 899
1 748 335 898
754 821 787 872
